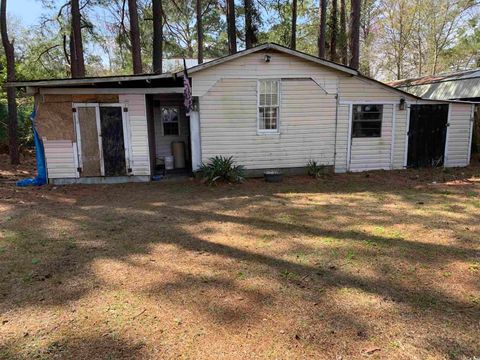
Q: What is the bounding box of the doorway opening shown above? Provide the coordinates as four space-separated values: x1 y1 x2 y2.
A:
73 103 131 177
146 94 192 177
407 104 449 168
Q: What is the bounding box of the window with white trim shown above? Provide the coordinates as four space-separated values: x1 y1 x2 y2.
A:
258 80 280 132
352 104 383 137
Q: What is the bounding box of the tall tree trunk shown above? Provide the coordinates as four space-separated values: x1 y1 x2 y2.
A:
128 0 143 74
330 0 338 61
318 0 327 58
69 32 78 77
196 0 203 63
291 0 297 49
0 0 19 165
152 0 163 73
244 0 254 48
349 0 361 69
70 0 85 78
339 0 347 64
226 0 237 54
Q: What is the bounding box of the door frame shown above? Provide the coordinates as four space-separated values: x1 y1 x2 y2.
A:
404 103 450 168
342 101 396 172
72 102 131 177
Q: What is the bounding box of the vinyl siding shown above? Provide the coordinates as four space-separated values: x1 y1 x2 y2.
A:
119 94 150 175
349 105 393 172
44 140 78 179
445 103 474 167
393 108 408 169
192 50 340 96
339 76 409 102
199 78 337 169
336 76 415 172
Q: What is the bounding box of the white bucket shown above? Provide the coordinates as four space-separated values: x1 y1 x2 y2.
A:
164 155 174 170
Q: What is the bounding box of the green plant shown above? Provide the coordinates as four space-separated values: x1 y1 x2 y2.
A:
306 160 325 178
0 101 34 153
199 156 245 185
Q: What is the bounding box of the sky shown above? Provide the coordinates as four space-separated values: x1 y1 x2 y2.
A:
8 0 44 27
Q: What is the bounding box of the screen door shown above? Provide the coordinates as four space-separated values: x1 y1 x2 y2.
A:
99 106 127 176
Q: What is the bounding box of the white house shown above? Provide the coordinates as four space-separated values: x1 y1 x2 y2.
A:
9 43 475 184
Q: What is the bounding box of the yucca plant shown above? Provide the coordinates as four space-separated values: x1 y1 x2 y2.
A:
199 156 245 185
306 160 325 178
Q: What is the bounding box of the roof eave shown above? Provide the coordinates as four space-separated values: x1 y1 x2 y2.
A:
6 72 174 88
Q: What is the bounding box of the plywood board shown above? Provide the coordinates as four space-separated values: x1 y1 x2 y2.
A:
78 107 102 177
36 101 75 140
35 94 119 141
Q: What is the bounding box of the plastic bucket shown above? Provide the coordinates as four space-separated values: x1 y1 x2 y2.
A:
164 155 174 170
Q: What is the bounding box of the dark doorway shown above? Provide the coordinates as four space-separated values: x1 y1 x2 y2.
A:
99 106 127 176
407 104 449 168
146 94 192 177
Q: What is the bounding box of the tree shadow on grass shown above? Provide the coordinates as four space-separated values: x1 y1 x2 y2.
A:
0 333 147 360
0 169 479 357
1 186 478 313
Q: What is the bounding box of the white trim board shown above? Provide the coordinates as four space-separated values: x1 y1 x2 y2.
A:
346 104 353 171
339 100 402 105
390 105 397 169
444 104 451 166
403 105 411 168
467 105 475 165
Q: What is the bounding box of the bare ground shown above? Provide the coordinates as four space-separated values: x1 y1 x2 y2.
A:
0 155 479 359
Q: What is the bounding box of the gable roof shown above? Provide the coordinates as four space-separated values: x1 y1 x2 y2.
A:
7 43 359 88
5 42 434 102
175 43 359 77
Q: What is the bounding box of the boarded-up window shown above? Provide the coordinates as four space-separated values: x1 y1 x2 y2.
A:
258 80 280 132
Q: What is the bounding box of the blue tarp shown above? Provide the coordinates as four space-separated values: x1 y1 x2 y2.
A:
16 108 47 187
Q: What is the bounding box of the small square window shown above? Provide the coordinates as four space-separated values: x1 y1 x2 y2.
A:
161 107 179 136
352 104 383 137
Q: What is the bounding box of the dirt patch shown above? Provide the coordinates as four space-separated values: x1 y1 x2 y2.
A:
0 162 479 359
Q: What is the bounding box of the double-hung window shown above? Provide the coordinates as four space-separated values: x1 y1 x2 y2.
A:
258 80 280 133
161 106 180 136
352 104 383 137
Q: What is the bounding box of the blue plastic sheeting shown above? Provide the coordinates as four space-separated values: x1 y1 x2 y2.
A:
16 108 47 187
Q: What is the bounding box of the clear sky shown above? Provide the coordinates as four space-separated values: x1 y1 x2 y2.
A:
8 0 45 27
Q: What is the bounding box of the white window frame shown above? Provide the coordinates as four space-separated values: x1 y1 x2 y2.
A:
257 79 281 134
351 104 384 138
161 106 180 136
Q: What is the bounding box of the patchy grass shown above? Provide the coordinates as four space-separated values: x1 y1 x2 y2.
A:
1 157 480 359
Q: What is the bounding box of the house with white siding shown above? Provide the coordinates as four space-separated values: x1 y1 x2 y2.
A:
9 43 476 184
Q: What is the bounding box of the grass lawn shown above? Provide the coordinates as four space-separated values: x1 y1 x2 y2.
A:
1 156 479 359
